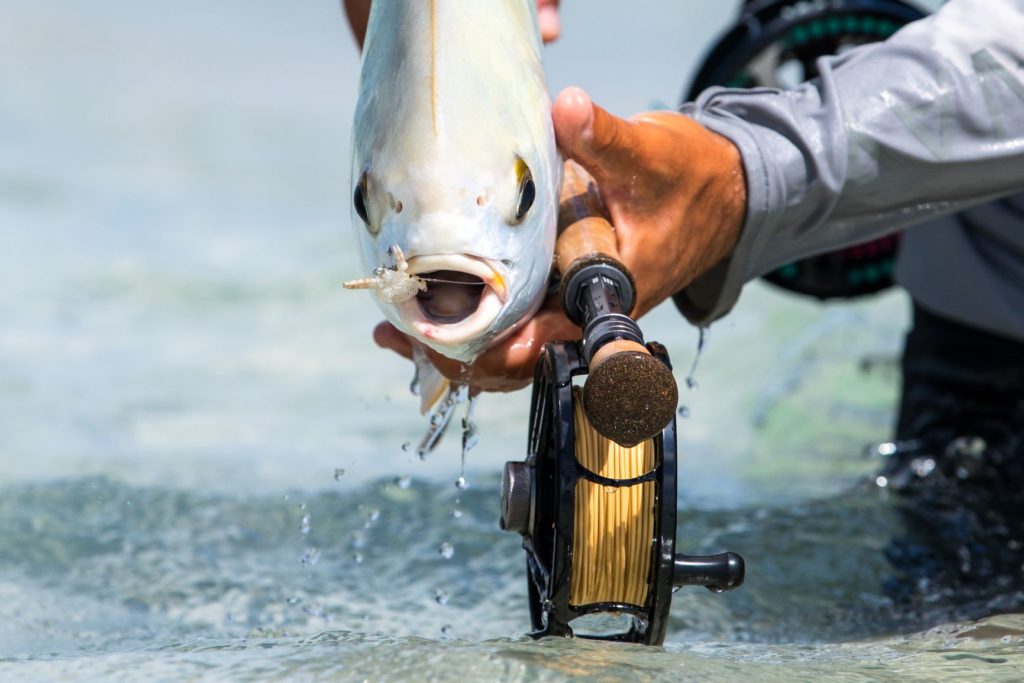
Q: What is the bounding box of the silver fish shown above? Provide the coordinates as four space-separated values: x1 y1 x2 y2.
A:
345 0 561 370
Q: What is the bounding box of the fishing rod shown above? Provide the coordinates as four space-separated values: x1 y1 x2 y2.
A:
499 0 926 645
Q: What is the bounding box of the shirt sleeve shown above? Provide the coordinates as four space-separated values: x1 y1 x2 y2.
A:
674 0 1024 325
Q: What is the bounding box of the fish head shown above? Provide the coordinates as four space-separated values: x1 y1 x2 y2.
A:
351 111 560 363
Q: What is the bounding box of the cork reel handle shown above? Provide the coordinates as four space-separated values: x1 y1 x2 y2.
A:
555 161 678 447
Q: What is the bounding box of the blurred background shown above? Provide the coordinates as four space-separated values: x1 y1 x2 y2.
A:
0 0 905 500
8 1 1009 680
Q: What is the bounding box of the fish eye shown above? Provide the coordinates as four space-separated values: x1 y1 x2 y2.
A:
354 173 370 227
513 158 535 224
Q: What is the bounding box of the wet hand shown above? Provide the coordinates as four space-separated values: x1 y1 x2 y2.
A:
551 87 746 318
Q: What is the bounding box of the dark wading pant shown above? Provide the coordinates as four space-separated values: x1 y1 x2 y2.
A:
884 302 1024 599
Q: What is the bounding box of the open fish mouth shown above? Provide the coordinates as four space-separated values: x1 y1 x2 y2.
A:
397 254 508 345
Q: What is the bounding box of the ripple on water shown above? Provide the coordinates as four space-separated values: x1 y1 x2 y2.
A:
1 477 1024 681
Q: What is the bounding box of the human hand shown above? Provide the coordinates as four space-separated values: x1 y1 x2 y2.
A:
343 0 561 49
374 87 747 392
551 87 746 320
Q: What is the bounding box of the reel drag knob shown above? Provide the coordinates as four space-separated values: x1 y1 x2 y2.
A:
500 460 533 535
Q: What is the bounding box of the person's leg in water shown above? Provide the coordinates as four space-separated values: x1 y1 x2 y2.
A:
880 302 1024 604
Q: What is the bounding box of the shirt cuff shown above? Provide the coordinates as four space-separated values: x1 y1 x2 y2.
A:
672 88 792 325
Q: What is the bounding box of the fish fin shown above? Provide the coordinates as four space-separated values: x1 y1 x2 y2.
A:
412 345 450 415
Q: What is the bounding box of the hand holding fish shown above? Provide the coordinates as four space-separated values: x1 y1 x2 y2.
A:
374 87 747 392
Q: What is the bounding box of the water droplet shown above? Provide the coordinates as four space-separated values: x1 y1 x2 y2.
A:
441 625 453 636
409 361 422 397
671 586 681 594
677 406 690 418
604 486 617 494
300 547 321 567
299 503 307 511
333 468 346 481
300 514 311 535
911 457 936 478
450 509 463 519
394 475 412 490
685 327 707 390
401 442 411 452
367 508 381 523
352 552 364 564
287 596 302 605
875 475 888 488
455 476 468 490
417 384 470 457
351 529 367 549
438 542 454 560
282 495 290 502
877 442 898 457
434 588 450 605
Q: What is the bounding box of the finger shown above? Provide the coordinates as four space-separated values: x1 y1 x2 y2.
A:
552 86 639 183
372 321 414 361
422 346 469 384
537 0 561 43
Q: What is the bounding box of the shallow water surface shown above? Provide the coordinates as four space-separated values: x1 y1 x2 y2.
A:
1 0 1022 680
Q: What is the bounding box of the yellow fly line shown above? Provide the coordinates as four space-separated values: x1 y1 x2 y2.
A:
569 387 657 608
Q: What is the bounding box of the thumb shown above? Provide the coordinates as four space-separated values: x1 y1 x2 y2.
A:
552 86 638 183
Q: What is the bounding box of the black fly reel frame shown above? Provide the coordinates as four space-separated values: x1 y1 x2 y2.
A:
688 0 926 299
499 163 744 646
497 0 929 646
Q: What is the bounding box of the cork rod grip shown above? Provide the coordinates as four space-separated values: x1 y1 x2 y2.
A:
556 160 621 274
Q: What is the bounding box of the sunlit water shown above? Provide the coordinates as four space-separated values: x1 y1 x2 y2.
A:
2 0 1022 680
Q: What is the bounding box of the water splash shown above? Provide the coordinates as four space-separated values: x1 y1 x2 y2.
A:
417 384 470 458
456 395 479 489
685 326 708 390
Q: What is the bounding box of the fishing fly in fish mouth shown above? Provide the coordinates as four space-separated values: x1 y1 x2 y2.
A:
343 1 562 366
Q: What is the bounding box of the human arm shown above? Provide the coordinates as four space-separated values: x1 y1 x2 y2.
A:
676 0 1024 324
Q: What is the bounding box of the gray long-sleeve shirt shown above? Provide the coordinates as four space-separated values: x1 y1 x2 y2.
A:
676 0 1024 342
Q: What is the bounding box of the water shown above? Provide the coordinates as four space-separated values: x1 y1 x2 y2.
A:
2 0 1021 680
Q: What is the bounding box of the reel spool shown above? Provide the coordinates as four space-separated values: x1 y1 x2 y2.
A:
499 163 744 645
686 0 926 299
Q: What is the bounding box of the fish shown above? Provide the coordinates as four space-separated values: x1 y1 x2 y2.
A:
344 0 561 411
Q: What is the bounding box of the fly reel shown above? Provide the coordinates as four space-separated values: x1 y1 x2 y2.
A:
687 0 926 299
500 341 744 644
499 162 744 645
